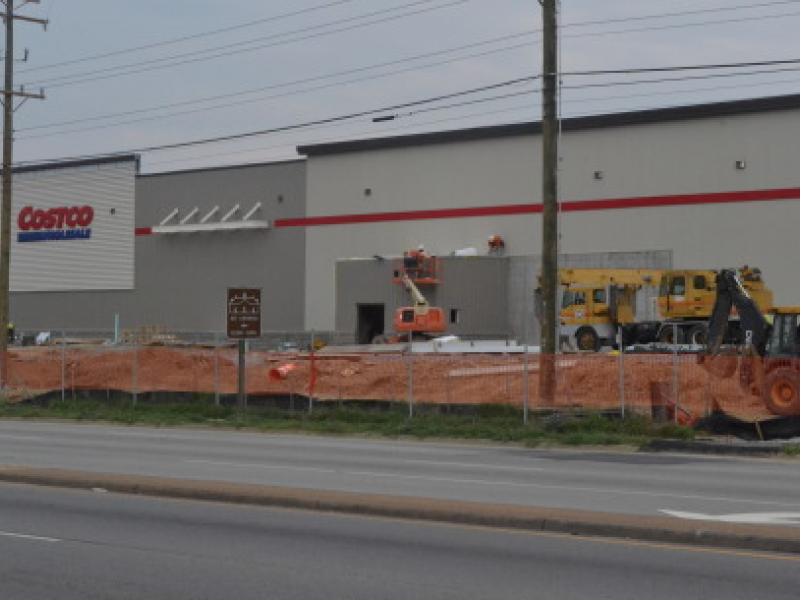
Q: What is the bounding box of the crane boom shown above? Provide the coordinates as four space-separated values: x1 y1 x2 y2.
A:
556 268 663 286
401 272 430 315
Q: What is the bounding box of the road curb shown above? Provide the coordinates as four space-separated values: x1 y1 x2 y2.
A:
643 439 787 457
2 464 800 555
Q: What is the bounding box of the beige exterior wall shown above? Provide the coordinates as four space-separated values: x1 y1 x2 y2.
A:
304 108 800 329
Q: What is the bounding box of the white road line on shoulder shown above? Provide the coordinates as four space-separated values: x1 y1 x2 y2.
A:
350 471 549 487
0 531 60 542
402 459 545 472
186 458 800 509
350 472 800 508
185 459 337 474
0 435 44 441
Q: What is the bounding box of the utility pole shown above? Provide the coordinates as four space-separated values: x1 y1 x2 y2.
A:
0 1 46 388
539 0 558 404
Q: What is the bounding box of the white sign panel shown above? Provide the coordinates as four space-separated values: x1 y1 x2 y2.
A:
10 158 136 292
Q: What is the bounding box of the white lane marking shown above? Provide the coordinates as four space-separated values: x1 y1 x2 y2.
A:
186 459 337 474
350 470 549 487
0 531 60 542
0 435 44 441
402 459 544 472
186 459 800 509
661 510 800 525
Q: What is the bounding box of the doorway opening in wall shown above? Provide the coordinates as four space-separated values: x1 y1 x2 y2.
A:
450 308 461 324
357 303 385 344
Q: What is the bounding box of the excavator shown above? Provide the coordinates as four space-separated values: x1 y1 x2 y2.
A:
555 267 773 351
702 268 800 416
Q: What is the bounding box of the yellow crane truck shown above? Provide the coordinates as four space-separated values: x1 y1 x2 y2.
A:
556 267 773 351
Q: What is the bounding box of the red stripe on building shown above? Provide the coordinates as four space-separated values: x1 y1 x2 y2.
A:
273 187 800 228
275 204 537 228
135 187 800 232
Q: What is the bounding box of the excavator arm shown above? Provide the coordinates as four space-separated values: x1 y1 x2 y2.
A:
705 269 771 356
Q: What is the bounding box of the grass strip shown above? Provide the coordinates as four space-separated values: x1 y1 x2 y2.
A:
0 398 695 448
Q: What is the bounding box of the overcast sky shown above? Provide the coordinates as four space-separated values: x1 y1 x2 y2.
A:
9 0 800 173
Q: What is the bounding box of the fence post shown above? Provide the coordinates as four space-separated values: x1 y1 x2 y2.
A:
132 341 138 407
308 329 315 414
60 331 66 402
672 323 679 423
617 329 626 418
505 355 511 398
337 368 342 407
407 332 414 418
389 364 395 410
214 332 220 406
523 343 529 425
446 357 451 412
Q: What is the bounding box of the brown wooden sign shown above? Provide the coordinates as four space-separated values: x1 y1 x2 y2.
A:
227 287 262 339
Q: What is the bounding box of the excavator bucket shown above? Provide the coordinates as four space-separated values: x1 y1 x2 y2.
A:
698 352 738 379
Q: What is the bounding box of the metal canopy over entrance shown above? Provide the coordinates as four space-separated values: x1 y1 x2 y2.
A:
152 202 269 234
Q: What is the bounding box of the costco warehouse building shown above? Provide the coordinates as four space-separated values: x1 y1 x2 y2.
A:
7 93 800 343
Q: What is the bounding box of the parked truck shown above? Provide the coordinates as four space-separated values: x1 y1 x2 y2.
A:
556 267 773 351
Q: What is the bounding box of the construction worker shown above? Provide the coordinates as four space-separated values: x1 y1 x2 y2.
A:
405 245 427 278
7 321 14 344
488 235 505 253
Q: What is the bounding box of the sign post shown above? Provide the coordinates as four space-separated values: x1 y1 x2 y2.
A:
227 287 262 408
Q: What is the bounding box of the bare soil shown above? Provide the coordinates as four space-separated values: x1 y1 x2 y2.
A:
4 346 771 419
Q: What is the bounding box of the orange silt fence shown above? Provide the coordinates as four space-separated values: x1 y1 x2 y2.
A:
3 344 797 423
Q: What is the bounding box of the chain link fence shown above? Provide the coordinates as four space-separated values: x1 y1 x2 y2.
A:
1 329 784 425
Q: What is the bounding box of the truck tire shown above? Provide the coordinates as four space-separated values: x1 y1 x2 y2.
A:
575 327 600 352
763 368 800 416
657 325 682 345
686 324 708 346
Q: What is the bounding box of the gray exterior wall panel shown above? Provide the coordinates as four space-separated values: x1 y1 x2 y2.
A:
336 256 509 341
10 160 307 334
303 105 800 328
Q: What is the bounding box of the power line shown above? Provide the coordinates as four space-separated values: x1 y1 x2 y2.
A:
19 0 800 90
560 57 800 77
562 64 800 91
19 0 360 74
20 0 468 89
562 0 800 30
147 72 800 172
23 75 538 164
19 36 534 138
23 10 800 137
22 0 798 75
564 7 800 41
138 76 537 153
20 52 800 141
20 55 800 162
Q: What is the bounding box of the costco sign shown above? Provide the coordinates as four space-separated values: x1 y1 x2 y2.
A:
11 157 136 292
17 205 95 242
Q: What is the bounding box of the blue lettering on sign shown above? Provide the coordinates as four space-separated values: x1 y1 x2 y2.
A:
18 228 92 243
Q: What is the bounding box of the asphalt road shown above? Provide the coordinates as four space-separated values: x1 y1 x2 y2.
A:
1 421 799 526
2 482 799 600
